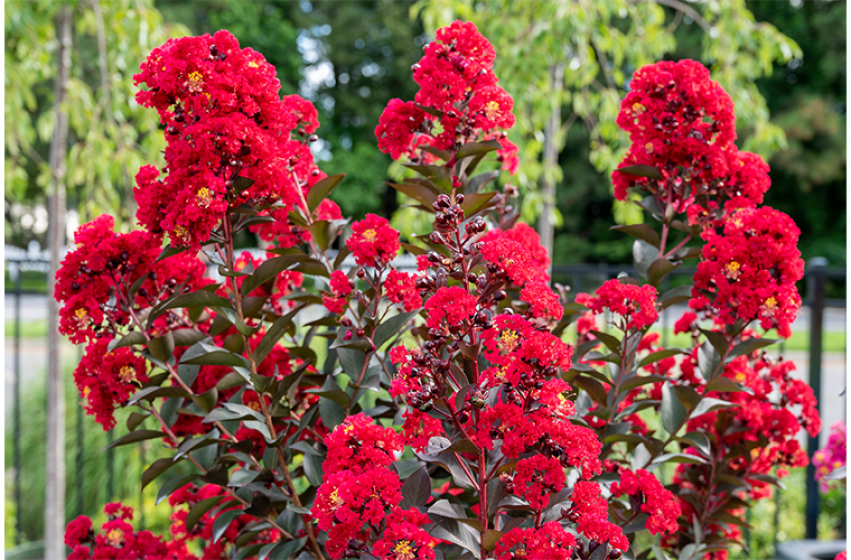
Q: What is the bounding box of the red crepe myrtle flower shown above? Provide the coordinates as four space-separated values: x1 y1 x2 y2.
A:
133 31 323 247
611 468 682 535
347 214 401 267
74 338 149 430
323 413 403 477
385 269 422 312
425 286 478 331
570 481 629 551
494 522 577 560
587 279 658 331
511 455 566 510
372 508 438 560
520 281 563 321
691 206 803 338
613 59 736 203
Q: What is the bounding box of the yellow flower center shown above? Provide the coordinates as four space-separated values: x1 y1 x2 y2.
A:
74 308 88 320
485 100 501 119
725 261 741 279
362 229 377 242
186 71 204 92
119 366 135 383
394 541 415 560
645 142 655 154
196 187 213 207
632 102 646 115
764 297 777 310
330 489 344 507
248 401 261 412
499 329 520 353
173 225 189 240
248 61 259 68
106 528 123 546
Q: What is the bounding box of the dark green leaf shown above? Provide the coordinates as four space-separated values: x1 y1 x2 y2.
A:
691 397 737 418
661 382 687 435
697 341 722 381
611 224 660 248
386 181 438 210
373 311 418 348
727 338 779 360
156 474 198 505
400 467 432 510
212 509 243 543
108 331 146 352
660 285 693 309
159 290 232 312
615 164 663 180
254 304 304 365
699 330 729 356
633 240 658 279
307 174 345 212
186 496 225 531
457 140 502 159
142 457 181 491
103 429 164 450
240 255 305 297
647 258 680 286
638 349 684 368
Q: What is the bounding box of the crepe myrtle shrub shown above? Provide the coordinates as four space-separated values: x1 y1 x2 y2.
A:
56 23 819 560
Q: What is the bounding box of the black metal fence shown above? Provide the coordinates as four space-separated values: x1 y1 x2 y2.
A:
4 251 846 553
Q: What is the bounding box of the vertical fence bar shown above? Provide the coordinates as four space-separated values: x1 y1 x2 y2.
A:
140 442 146 530
107 429 114 501
661 275 670 347
13 261 23 545
76 345 84 516
805 257 827 539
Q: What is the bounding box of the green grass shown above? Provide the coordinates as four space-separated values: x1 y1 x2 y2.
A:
645 327 847 353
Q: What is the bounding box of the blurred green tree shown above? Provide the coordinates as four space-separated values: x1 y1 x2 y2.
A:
4 0 189 246
414 0 801 264
747 0 846 265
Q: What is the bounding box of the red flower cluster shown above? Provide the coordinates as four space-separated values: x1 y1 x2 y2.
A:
74 338 148 430
587 279 658 331
56 215 212 343
613 59 774 234
384 269 422 312
691 206 804 338
673 353 821 521
324 270 353 314
509 455 566 510
425 286 478 331
134 30 325 247
312 415 435 559
611 468 681 535
375 21 518 170
569 481 629 550
65 503 186 560
346 214 401 267
494 522 577 560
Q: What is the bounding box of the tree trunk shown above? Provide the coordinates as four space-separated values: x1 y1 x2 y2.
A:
45 6 72 559
538 63 565 277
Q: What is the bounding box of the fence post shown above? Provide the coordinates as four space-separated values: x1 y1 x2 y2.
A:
77 345 84 516
805 256 827 539
12 262 23 545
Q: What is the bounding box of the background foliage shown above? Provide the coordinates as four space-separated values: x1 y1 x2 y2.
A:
5 0 845 265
